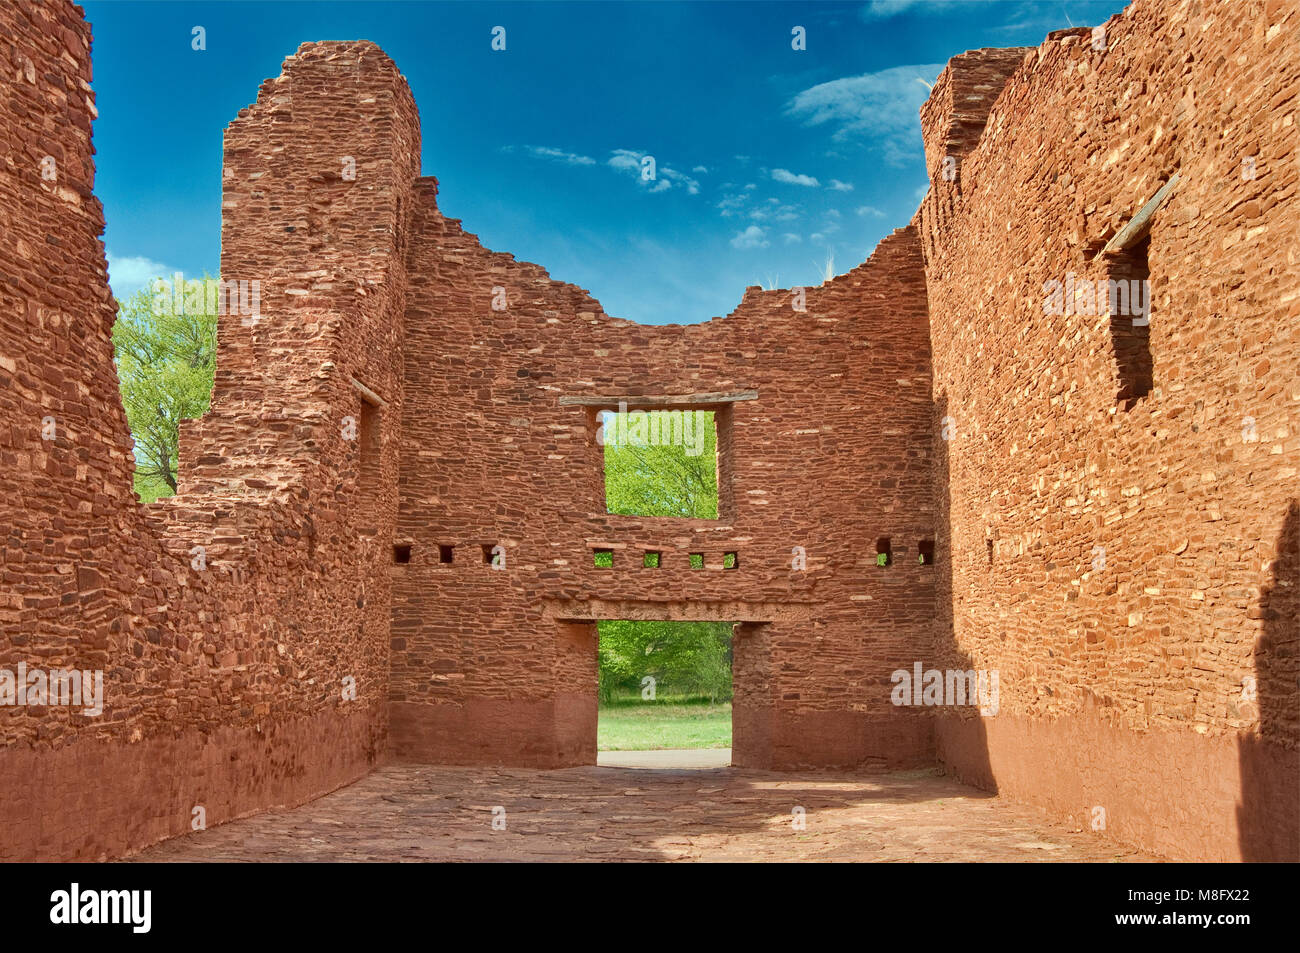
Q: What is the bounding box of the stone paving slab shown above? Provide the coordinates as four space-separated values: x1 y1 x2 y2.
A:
130 761 1159 862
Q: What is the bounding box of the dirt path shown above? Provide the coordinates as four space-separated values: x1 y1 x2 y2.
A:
598 748 732 768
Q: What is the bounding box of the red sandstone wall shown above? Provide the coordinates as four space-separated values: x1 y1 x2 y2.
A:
6 0 1294 865
919 0 1299 861
0 4 413 859
391 184 938 769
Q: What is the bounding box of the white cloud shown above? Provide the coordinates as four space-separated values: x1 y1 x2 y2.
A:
517 145 596 166
730 225 769 249
106 252 176 301
608 149 700 194
744 183 758 190
828 179 854 191
717 192 749 217
786 62 945 164
864 0 1083 34
666 169 702 195
749 201 800 223
856 205 887 217
692 165 709 174
772 168 820 187
992 1 1086 35
608 149 641 172
782 233 802 244
859 0 959 21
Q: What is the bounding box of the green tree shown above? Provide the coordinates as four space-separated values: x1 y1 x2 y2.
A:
597 409 731 704
597 619 734 704
602 410 718 518
111 277 218 502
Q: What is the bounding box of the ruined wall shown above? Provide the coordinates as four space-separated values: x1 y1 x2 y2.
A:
5 0 1295 864
919 0 1299 860
391 186 938 769
0 8 415 859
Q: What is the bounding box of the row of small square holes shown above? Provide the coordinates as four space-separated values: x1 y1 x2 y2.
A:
876 538 937 566
593 549 738 570
396 542 933 568
393 544 500 565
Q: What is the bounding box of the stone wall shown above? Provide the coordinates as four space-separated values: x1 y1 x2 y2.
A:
391 184 938 768
918 0 1299 861
0 7 413 859
1 0 1295 863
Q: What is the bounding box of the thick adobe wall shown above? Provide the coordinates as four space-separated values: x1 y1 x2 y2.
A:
0 10 415 859
919 0 1299 860
919 46 1029 187
7 0 1292 865
391 184 939 769
179 40 417 503
164 38 421 789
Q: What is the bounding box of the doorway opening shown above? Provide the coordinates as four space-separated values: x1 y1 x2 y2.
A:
596 619 734 768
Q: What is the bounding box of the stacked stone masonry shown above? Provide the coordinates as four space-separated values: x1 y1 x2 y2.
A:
0 0 1295 861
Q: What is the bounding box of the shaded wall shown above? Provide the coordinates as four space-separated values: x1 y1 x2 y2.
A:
919 0 1299 861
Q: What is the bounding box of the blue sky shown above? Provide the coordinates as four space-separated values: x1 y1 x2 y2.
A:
85 0 1129 324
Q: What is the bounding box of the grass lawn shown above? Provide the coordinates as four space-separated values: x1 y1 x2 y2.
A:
597 695 732 750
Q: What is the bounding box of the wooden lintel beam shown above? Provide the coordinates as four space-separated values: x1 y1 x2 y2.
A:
1098 174 1180 257
558 390 758 408
350 377 387 407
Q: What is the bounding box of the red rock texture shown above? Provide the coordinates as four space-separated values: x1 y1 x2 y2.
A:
392 185 937 770
918 4 1299 861
0 0 1295 862
1 16 404 859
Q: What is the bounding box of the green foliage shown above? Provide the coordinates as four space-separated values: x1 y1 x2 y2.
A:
597 620 733 704
111 277 218 501
602 410 718 518
597 410 731 709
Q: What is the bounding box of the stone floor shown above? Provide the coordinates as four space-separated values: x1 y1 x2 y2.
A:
131 759 1158 862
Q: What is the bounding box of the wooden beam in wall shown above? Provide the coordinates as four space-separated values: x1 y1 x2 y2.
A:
350 377 387 407
558 389 758 407
1098 174 1180 257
